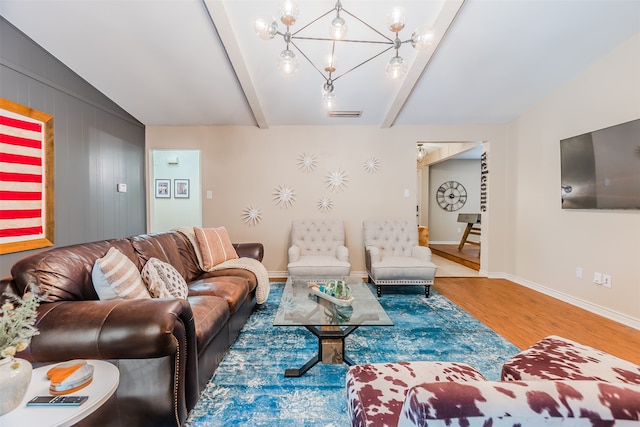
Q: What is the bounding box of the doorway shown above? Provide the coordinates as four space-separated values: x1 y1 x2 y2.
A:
149 149 202 232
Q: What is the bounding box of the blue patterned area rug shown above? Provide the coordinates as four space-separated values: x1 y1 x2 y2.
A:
185 283 519 427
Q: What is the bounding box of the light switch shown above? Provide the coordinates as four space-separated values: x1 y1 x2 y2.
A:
206 190 213 199
403 189 410 197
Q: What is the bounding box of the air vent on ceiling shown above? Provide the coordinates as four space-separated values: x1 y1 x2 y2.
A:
328 111 362 118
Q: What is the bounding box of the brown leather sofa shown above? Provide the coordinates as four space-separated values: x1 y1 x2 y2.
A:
0 231 265 426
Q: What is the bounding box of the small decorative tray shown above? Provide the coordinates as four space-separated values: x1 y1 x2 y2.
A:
309 285 354 306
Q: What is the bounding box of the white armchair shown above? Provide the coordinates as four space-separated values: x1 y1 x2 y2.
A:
287 220 351 280
363 220 437 297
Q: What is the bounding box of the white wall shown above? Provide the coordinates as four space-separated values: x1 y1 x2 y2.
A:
146 125 508 278
504 33 640 327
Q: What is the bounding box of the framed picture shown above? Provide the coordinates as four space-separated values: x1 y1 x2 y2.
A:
1 98 55 255
175 179 190 199
155 179 171 198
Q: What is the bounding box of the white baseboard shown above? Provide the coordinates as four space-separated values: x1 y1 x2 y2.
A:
496 272 640 331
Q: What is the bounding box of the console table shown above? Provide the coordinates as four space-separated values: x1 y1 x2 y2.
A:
457 213 481 253
0 360 119 427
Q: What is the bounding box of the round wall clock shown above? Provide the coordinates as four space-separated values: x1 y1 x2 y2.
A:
436 180 467 211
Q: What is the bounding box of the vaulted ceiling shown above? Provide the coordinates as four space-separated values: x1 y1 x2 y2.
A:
1 0 639 128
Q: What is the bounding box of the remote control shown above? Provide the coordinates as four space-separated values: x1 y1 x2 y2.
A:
27 395 88 406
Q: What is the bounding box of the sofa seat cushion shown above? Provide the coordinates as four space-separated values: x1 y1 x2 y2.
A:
201 268 258 293
188 276 249 314
398 380 640 427
370 257 436 282
346 361 486 427
288 255 351 278
501 335 640 385
188 295 230 354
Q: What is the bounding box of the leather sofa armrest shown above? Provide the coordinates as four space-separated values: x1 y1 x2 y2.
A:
20 298 195 362
233 242 264 262
336 245 349 262
288 245 300 263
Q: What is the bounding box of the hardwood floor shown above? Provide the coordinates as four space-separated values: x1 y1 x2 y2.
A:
433 277 640 364
430 244 480 271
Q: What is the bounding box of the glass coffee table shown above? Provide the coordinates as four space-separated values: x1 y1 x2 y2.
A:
274 277 394 377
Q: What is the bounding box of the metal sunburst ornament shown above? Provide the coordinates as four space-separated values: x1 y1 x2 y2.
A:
273 185 296 208
317 197 333 212
364 156 380 173
325 169 348 192
297 152 318 172
242 205 262 226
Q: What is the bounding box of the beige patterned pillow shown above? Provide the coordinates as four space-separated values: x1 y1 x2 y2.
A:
141 258 188 299
194 226 238 270
92 247 150 300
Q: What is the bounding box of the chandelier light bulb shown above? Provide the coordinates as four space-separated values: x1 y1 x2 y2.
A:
279 0 299 26
322 82 336 109
329 16 348 40
323 54 338 73
254 16 278 40
411 25 435 50
278 49 298 74
386 55 407 79
386 7 406 33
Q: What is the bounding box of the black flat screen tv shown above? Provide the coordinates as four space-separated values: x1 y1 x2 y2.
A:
560 118 640 210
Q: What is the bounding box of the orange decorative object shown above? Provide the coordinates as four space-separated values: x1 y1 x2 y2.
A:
46 360 94 395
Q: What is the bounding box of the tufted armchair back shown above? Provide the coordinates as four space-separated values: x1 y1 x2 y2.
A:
363 220 418 257
291 220 346 256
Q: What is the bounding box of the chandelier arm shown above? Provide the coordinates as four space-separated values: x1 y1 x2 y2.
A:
340 8 394 42
291 36 392 45
291 9 335 36
290 40 330 82
332 46 394 81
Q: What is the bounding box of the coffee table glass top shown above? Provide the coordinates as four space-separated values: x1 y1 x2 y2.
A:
273 277 394 327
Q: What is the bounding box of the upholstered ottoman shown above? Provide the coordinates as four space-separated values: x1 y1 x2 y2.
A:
346 361 486 427
501 335 640 385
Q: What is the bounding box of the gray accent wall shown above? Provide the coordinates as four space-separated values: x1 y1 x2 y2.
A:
0 18 146 278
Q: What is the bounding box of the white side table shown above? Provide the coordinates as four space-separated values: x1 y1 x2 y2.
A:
0 360 119 427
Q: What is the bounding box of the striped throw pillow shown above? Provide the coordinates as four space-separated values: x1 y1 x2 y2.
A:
194 226 238 270
92 247 150 300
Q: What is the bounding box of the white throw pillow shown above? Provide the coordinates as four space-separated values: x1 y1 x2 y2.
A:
141 257 188 299
92 247 150 300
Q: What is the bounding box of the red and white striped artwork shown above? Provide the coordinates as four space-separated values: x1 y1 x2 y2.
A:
0 98 54 254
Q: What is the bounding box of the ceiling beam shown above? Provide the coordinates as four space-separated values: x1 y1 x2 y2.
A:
203 0 269 129
382 0 466 128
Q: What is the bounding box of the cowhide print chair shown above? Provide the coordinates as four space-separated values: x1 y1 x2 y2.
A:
347 336 640 426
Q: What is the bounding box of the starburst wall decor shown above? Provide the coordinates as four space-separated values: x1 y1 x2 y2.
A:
364 156 380 173
241 205 262 226
297 152 318 172
325 169 348 192
273 185 296 208
317 197 333 212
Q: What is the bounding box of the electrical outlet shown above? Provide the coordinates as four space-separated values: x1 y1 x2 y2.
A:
593 272 602 285
575 267 583 279
602 274 612 288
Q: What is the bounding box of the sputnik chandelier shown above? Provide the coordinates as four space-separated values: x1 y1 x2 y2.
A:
254 0 434 108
